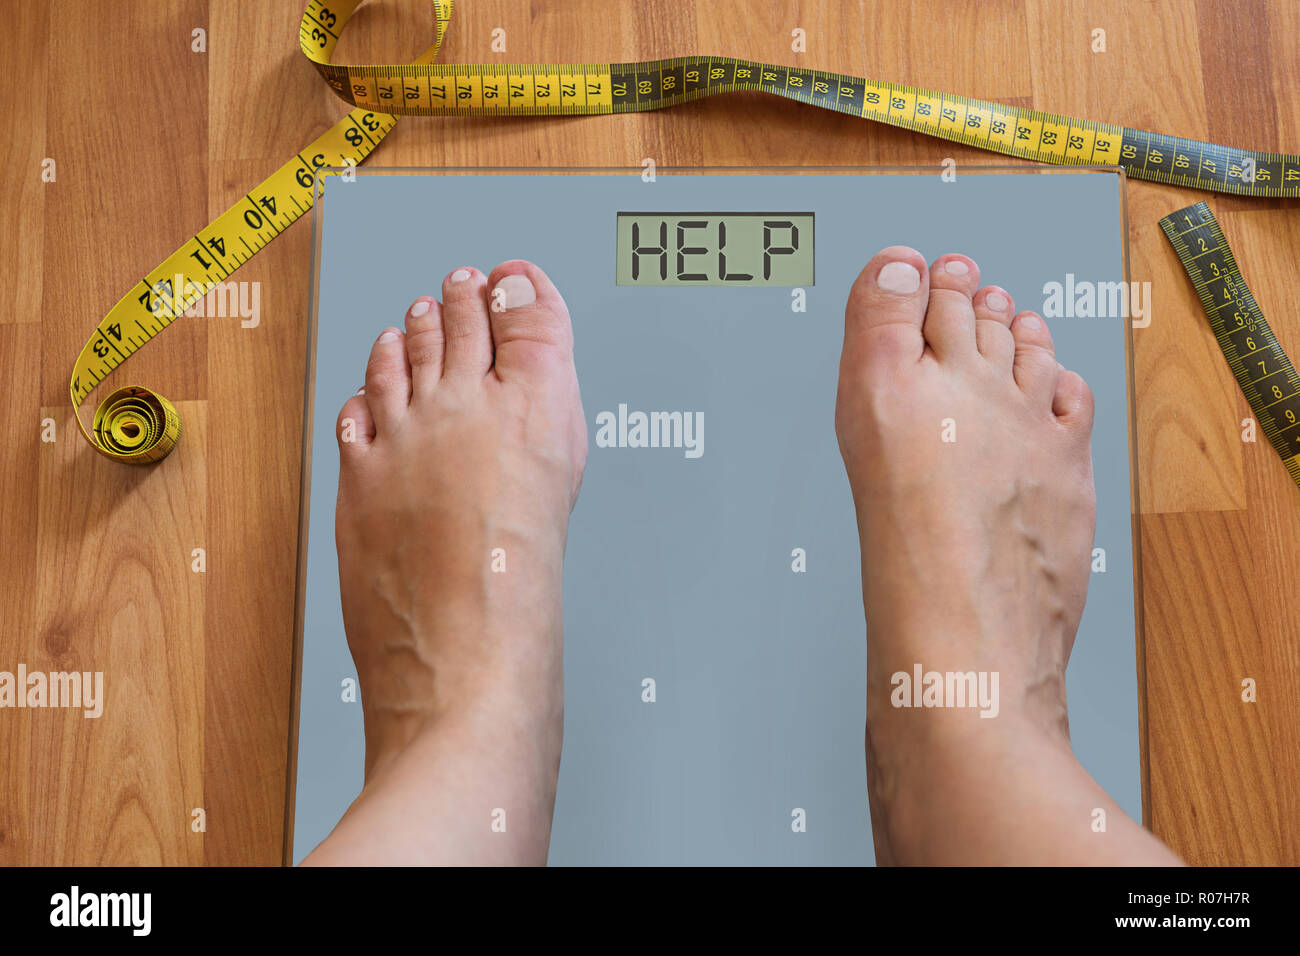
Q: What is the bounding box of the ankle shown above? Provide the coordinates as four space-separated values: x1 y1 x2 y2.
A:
866 706 1076 859
360 654 564 782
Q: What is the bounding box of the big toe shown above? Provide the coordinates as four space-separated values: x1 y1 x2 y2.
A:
842 246 930 371
486 260 575 382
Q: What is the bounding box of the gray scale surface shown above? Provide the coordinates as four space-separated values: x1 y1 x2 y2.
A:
291 169 1138 865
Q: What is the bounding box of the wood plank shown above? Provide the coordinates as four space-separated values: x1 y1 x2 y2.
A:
31 402 207 864
0 329 42 864
41 0 210 408
1139 508 1291 863
0 2 48 328
31 0 209 865
203 0 331 864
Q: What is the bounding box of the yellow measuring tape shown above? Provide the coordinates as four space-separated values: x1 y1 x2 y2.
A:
71 0 1300 463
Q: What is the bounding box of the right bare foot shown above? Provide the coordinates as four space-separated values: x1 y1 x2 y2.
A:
835 246 1180 865
304 260 586 866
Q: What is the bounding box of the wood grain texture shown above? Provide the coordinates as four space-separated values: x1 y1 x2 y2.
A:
0 0 1295 866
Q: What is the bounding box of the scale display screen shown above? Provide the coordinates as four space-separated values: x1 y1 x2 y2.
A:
616 212 814 286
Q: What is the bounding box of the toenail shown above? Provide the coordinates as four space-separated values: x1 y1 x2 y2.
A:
943 259 969 275
356 386 366 394
877 261 921 293
985 291 1009 311
493 274 536 310
450 268 471 283
409 299 431 317
378 329 400 343
1019 315 1042 331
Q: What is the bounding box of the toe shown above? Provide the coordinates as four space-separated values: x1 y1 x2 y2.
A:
337 388 376 453
485 260 575 381
364 327 411 431
842 246 930 369
1052 366 1095 431
1010 311 1060 407
403 296 444 395
973 286 1016 370
922 255 981 359
441 267 494 379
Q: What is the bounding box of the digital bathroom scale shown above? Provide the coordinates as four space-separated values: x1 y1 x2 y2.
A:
287 166 1142 866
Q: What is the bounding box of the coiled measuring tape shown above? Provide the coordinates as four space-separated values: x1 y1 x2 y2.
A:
1160 203 1300 491
71 0 1300 462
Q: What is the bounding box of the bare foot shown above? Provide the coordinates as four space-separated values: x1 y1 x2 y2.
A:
303 260 586 866
835 246 1180 865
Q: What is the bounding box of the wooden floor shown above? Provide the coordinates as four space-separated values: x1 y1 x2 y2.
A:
1 0 1296 866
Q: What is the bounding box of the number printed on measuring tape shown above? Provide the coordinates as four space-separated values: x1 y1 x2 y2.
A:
299 0 1300 198
71 0 1300 463
1160 202 1300 492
